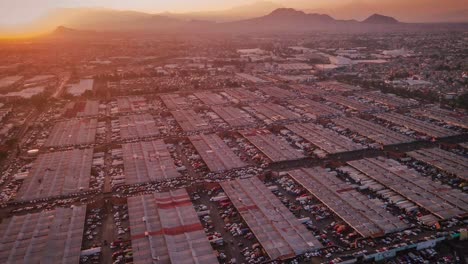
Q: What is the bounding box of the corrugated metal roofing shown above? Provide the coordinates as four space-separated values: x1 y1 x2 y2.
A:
17 149 93 201
119 114 159 140
286 122 364 154
407 148 468 180
171 110 212 132
194 91 227 105
0 206 86 263
45 119 97 147
241 129 305 162
128 189 218 264
220 177 322 260
189 134 246 172
211 106 256 127
332 117 413 146
289 168 408 238
348 157 468 219
375 112 458 138
122 140 181 185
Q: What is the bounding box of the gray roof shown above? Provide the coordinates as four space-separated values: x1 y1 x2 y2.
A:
128 189 218 264
220 177 322 260
0 206 86 263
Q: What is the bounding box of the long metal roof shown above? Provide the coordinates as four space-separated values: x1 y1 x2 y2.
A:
171 110 212 132
189 134 246 172
407 148 468 181
220 177 322 260
122 140 181 185
347 157 468 219
375 112 458 138
45 119 97 147
332 116 413 146
119 114 159 140
289 168 409 238
0 206 86 263
241 129 305 162
211 105 256 127
17 148 93 201
286 122 364 154
128 189 218 264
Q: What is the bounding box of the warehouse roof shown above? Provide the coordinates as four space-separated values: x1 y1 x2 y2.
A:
17 149 93 201
220 177 322 260
128 189 218 264
375 112 458 138
189 134 246 172
347 158 468 219
289 168 409 238
0 206 86 263
407 148 468 181
122 140 181 185
241 129 305 162
286 122 364 154
45 119 98 147
332 116 414 146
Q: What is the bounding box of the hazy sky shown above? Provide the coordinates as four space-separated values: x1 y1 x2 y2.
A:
0 0 466 26
1 0 252 25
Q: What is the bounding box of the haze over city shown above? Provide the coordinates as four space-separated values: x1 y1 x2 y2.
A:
0 1 467 264
1 0 468 37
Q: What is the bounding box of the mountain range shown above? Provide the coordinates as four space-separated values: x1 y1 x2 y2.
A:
48 7 468 38
4 5 468 39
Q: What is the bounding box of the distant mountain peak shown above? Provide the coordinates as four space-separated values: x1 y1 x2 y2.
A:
51 25 96 37
363 14 399 24
263 8 334 22
53 25 81 34
268 8 306 17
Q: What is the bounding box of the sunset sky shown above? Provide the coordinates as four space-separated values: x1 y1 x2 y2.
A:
0 0 466 33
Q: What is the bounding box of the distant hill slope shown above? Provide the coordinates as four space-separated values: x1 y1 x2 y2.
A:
17 7 468 38
363 14 399 24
